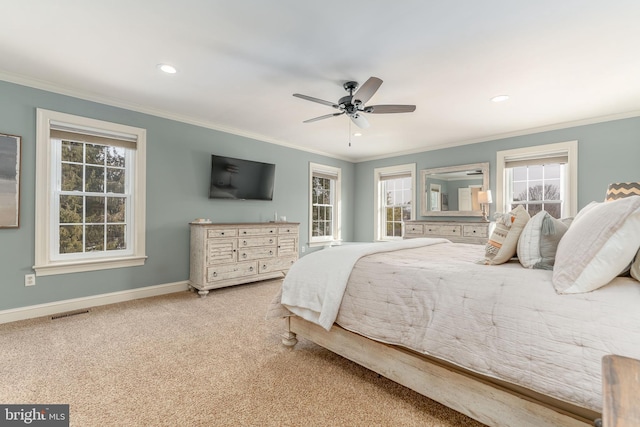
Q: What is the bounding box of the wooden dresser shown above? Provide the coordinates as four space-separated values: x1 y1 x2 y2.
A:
403 220 490 245
189 222 299 297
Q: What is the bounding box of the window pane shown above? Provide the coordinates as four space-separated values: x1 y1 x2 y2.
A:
59 195 83 223
402 206 411 221
107 197 125 222
61 141 83 162
513 182 527 201
106 168 125 193
107 225 126 250
85 166 104 192
393 222 402 237
513 166 527 181
326 206 332 222
545 203 562 219
86 196 105 223
86 225 104 251
545 163 560 179
59 225 83 254
85 144 105 165
61 163 83 191
544 181 561 200
106 146 126 167
528 182 543 201
529 165 543 180
527 204 542 216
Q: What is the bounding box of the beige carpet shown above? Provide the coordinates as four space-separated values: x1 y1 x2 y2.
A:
0 279 485 426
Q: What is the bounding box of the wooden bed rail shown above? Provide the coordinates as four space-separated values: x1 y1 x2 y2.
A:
285 316 598 427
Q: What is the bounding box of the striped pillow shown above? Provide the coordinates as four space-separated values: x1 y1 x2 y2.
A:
605 182 640 202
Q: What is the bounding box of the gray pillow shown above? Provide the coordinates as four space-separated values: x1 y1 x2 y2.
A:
517 211 569 270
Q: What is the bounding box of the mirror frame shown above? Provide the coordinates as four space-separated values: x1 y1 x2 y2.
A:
419 162 490 217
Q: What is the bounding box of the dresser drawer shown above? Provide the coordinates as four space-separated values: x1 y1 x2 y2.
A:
207 261 257 282
207 228 238 238
463 224 488 238
239 236 276 247
259 256 297 274
424 224 462 237
278 226 298 235
238 246 276 261
238 227 277 236
405 224 424 235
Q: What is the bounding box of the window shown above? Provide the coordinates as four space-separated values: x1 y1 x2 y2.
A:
374 164 416 240
309 163 341 246
496 141 577 219
35 109 147 276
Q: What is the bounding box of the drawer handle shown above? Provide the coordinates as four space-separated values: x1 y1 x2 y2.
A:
270 230 274 233
428 229 432 232
243 240 247 246
242 253 247 258
243 231 247 234
269 238 274 244
269 250 273 255
212 272 217 277
472 230 476 233
221 232 225 236
249 266 254 272
263 264 267 269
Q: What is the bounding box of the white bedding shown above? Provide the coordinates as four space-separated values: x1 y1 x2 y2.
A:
274 240 640 412
280 238 448 330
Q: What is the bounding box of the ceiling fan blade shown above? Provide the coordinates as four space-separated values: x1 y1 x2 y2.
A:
350 113 370 129
293 93 338 109
303 112 344 123
364 104 416 114
352 77 383 105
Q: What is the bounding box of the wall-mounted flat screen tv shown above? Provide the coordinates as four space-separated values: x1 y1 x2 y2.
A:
209 154 275 200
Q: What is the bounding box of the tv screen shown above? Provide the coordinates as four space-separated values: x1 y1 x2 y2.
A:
209 155 275 200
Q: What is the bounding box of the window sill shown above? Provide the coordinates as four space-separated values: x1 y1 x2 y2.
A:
308 240 342 248
33 256 147 276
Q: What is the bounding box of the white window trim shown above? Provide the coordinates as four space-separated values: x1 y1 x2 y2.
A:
374 163 416 241
496 140 578 218
34 108 147 276
308 162 341 247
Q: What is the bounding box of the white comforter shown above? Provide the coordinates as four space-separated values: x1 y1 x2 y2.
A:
273 240 640 412
280 238 448 330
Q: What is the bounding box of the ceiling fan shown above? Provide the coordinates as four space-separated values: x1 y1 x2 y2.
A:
293 77 416 129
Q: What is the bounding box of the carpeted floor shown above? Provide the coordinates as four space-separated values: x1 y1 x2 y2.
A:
0 279 485 426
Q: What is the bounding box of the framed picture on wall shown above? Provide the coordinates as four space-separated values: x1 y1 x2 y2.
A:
0 133 21 228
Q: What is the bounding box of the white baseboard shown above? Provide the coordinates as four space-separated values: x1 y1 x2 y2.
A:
0 281 191 325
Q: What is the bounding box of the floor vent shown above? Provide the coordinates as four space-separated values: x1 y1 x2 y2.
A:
51 309 90 320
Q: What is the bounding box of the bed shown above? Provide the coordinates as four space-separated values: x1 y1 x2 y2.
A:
268 194 640 427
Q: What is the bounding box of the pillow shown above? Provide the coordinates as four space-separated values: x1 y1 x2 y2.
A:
552 196 640 293
631 251 640 281
605 182 640 202
517 211 569 270
484 205 530 265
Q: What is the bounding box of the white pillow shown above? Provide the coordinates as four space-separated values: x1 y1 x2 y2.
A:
517 211 569 270
553 196 640 293
484 205 530 265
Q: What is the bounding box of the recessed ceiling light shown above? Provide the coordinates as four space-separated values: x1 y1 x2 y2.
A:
353 132 362 137
491 95 509 103
158 64 177 74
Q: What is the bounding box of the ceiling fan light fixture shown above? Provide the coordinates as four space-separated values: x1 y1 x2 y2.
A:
491 94 509 103
158 64 177 74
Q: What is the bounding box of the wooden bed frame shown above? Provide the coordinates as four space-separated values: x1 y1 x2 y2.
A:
282 315 600 427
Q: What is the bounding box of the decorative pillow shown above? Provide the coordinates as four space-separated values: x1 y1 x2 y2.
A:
517 211 569 270
552 196 640 293
484 205 530 265
605 182 640 202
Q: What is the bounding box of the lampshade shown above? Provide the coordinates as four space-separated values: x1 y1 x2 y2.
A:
478 190 493 204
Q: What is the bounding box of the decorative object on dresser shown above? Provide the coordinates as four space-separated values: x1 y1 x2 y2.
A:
477 190 492 221
404 220 490 245
189 222 299 297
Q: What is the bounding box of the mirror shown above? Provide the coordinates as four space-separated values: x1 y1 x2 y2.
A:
420 162 489 217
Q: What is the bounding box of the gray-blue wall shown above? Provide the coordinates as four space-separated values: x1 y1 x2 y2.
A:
1 78 639 312
0 80 354 311
354 117 640 241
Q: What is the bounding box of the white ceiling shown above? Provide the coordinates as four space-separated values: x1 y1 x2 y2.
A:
2 1 640 162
